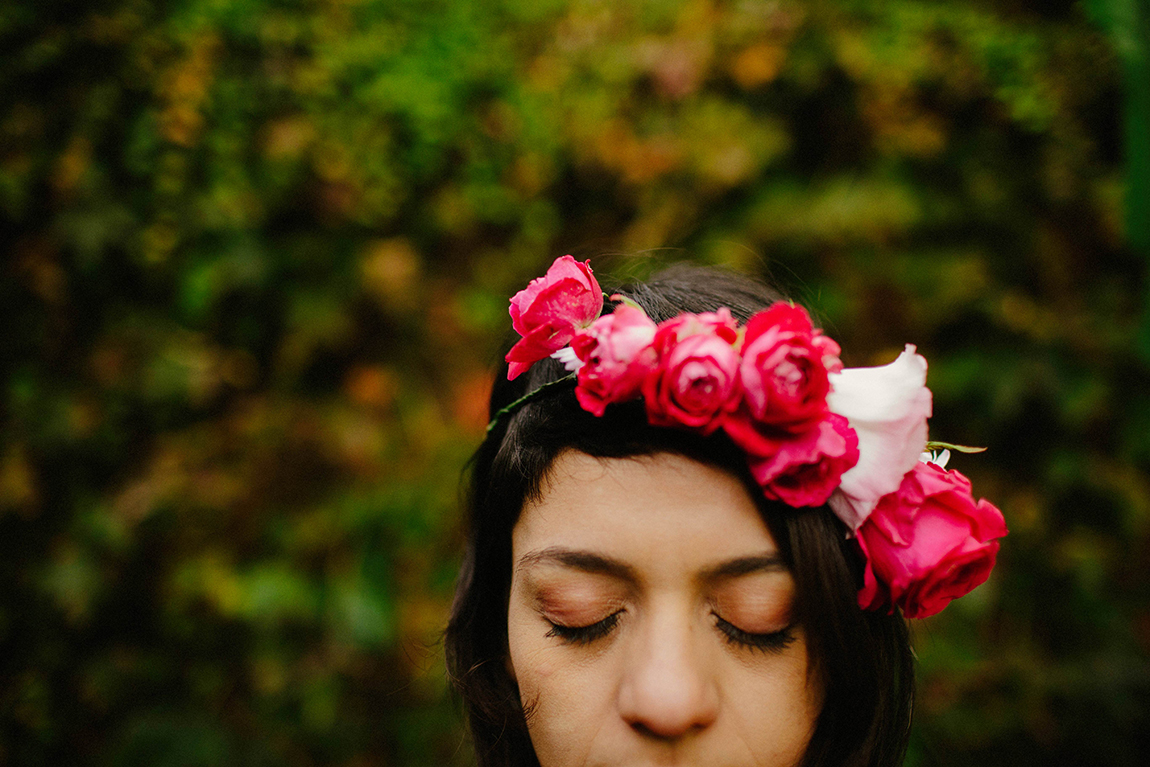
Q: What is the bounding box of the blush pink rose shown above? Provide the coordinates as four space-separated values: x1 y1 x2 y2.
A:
748 414 860 507
505 255 603 379
571 304 659 416
739 303 841 434
643 310 741 432
856 460 1008 619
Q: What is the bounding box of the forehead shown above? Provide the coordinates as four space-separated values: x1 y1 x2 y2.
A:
514 451 779 577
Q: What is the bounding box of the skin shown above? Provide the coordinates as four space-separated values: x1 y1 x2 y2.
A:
507 451 823 767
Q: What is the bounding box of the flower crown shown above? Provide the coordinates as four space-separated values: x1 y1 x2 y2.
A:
496 256 1007 619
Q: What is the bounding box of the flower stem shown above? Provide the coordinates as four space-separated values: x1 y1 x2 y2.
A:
486 374 577 435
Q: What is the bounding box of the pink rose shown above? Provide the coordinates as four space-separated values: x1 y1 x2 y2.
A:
643 310 741 432
856 461 1008 619
739 303 840 434
748 414 859 507
571 304 659 416
505 256 604 379
827 345 933 530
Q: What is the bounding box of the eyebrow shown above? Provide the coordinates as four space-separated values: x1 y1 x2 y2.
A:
516 547 786 584
517 547 638 581
699 554 788 581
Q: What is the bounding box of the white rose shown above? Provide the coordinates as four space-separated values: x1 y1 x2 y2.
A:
826 344 932 530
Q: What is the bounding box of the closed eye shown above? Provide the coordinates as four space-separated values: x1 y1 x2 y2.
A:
545 610 623 645
713 613 796 653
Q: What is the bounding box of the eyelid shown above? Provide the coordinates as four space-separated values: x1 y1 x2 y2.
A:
545 610 624 645
535 589 628 627
709 578 795 636
712 612 797 654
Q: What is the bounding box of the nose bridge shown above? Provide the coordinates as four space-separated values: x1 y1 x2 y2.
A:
617 593 719 738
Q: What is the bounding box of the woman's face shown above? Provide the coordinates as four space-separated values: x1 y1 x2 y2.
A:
507 451 822 767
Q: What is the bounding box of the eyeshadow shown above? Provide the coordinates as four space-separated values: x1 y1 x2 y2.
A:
710 572 795 634
528 574 628 626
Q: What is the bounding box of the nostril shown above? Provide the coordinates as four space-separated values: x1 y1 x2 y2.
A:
628 717 708 741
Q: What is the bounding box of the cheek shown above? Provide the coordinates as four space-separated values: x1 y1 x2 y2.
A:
506 600 547 684
727 634 822 763
506 603 592 718
507 609 618 765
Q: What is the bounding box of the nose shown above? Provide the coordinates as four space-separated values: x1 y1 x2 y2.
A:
616 606 719 739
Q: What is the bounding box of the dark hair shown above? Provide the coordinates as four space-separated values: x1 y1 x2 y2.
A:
446 265 914 767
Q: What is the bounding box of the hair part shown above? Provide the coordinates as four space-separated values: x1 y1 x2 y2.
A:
446 264 913 767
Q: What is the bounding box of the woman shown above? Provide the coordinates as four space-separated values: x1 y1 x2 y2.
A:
446 258 1006 767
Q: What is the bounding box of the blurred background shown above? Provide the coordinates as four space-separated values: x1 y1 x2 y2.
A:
2 0 1148 765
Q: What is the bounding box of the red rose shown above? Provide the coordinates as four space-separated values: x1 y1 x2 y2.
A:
747 414 859 507
506 256 603 380
643 310 741 432
738 303 839 434
572 304 659 416
856 461 1008 619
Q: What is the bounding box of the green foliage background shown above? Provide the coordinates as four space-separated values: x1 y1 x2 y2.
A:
2 0 1148 764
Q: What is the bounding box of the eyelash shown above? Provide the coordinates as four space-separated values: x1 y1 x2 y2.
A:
546 611 622 644
712 614 797 654
544 611 796 653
